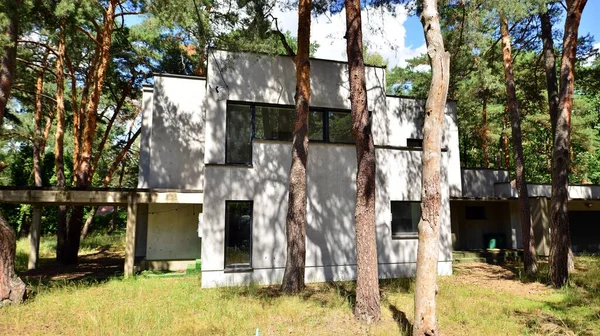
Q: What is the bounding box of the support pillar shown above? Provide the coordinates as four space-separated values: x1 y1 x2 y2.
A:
28 205 42 270
124 194 138 278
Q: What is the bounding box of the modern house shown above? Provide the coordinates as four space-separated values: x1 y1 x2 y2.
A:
134 50 600 288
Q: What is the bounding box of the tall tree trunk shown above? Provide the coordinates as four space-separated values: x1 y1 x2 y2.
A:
32 53 49 188
55 22 68 262
540 10 560 138
500 16 537 275
481 95 489 167
502 112 511 169
345 0 380 323
549 0 587 288
413 2 450 335
0 0 26 305
0 0 21 126
281 0 311 295
62 0 118 265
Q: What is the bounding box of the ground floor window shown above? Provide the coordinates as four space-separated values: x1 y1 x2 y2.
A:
391 201 420 238
225 201 253 269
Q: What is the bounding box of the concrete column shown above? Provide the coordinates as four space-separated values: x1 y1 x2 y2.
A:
28 205 42 270
124 194 138 278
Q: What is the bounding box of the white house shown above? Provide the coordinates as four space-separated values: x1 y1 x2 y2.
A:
134 50 600 288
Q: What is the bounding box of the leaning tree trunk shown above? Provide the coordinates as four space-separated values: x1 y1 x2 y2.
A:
80 207 98 239
281 0 311 295
549 0 587 288
500 16 537 275
413 1 450 335
61 0 117 265
345 0 381 323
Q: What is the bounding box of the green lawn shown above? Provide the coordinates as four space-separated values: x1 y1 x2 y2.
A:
2 236 599 335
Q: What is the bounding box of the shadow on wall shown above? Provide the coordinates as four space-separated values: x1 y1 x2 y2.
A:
150 77 205 190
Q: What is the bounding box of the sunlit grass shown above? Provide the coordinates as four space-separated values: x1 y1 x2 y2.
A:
4 236 600 335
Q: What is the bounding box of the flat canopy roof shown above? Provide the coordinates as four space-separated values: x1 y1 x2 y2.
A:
0 187 203 205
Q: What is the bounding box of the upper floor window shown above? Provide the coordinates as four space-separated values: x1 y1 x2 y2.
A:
407 138 423 148
225 102 354 164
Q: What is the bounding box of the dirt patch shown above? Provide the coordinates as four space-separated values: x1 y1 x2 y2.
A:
452 262 550 296
22 249 124 282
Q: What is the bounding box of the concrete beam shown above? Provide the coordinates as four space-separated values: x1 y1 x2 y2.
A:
0 189 203 205
28 205 42 270
124 194 138 278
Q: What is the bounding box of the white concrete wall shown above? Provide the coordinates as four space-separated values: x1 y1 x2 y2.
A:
462 168 510 198
148 75 205 189
137 86 154 188
204 50 386 164
378 98 461 197
201 50 454 287
146 204 203 261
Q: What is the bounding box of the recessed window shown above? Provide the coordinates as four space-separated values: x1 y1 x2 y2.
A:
328 111 354 143
391 201 420 238
255 106 294 141
407 138 423 148
465 206 486 220
225 201 253 269
226 104 252 164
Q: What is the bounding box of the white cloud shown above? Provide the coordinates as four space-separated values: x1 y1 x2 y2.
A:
271 6 426 68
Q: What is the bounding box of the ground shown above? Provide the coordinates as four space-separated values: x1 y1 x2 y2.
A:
1 235 599 335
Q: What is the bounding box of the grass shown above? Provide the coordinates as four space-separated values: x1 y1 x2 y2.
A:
3 236 600 335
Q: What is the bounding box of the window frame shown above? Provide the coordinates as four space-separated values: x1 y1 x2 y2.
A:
390 201 421 239
225 104 254 165
225 101 355 163
224 200 254 272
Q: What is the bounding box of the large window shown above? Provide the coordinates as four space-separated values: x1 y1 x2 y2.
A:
226 104 252 164
391 201 420 238
225 102 355 163
225 201 253 269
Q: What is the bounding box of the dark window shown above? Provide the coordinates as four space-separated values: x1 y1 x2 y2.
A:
309 110 325 141
465 206 486 220
255 106 294 141
328 111 354 143
226 104 252 164
225 201 253 269
391 201 420 237
407 138 423 148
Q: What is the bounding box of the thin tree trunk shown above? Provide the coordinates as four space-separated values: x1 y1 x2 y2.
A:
81 207 98 239
549 0 587 288
103 128 141 186
540 10 560 138
345 0 380 323
281 0 311 295
413 2 450 335
503 112 511 169
500 16 537 275
55 22 68 262
481 95 489 167
32 53 49 188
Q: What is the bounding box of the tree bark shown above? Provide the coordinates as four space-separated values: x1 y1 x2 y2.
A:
481 95 489 168
413 2 450 335
500 16 537 275
0 0 21 126
61 0 118 265
0 214 26 306
539 10 559 138
345 0 380 323
81 207 98 239
32 53 49 188
281 0 311 295
55 22 68 262
549 0 587 288
0 0 26 305
502 112 511 169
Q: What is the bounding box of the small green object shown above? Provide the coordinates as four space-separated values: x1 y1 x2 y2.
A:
488 238 497 249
